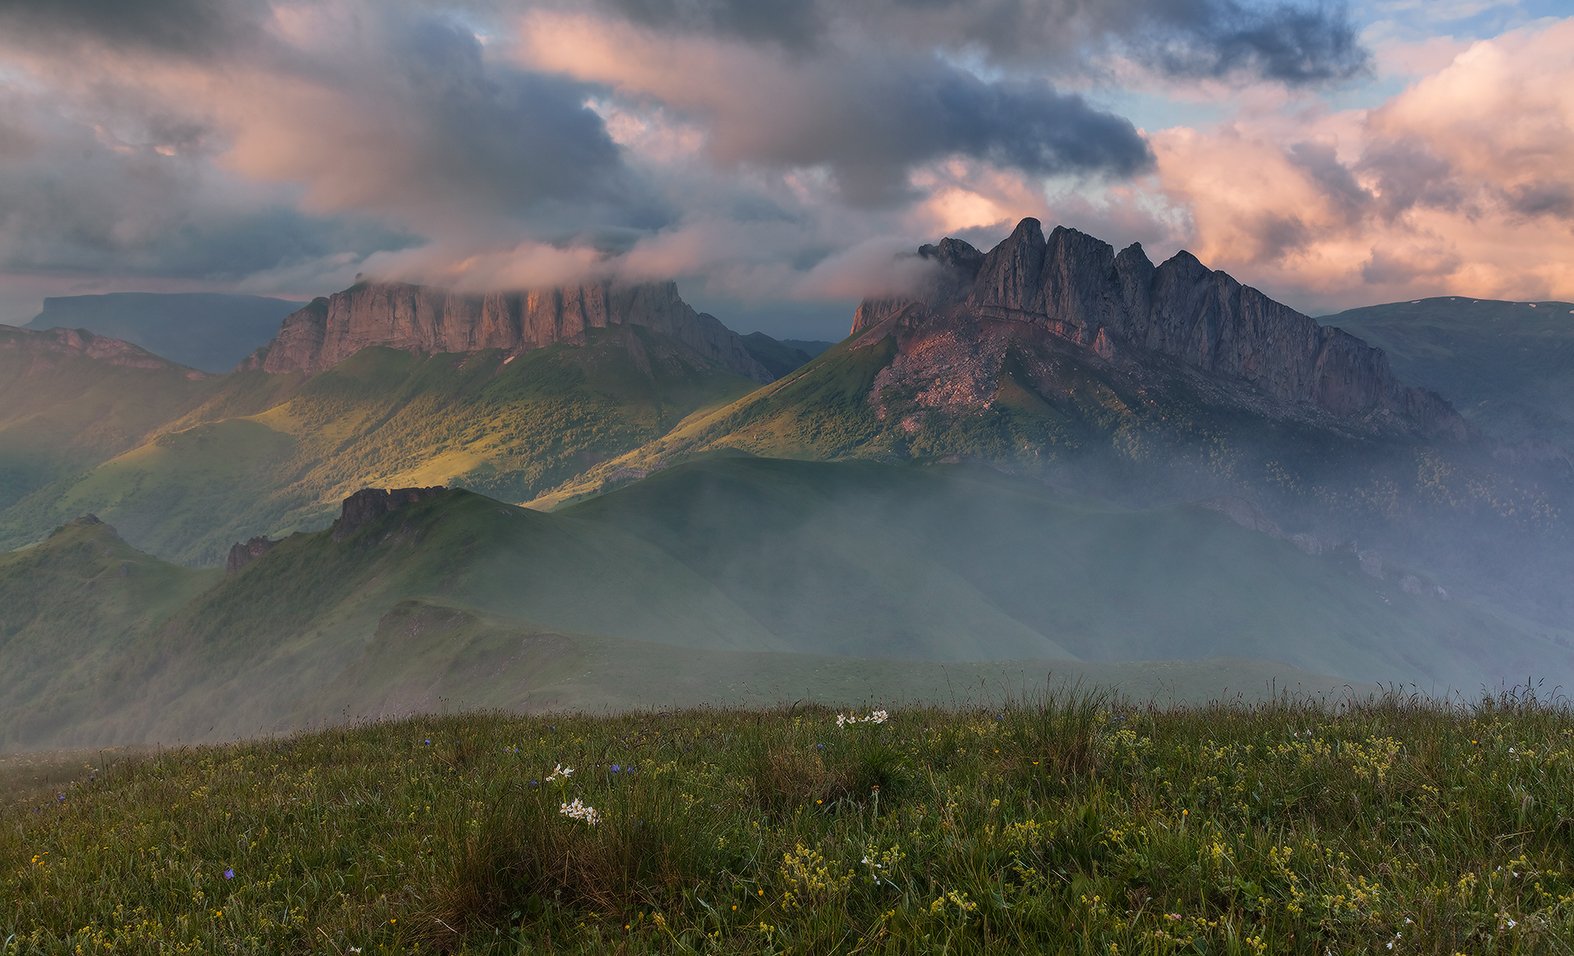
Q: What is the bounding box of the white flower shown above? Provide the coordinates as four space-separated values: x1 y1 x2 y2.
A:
559 798 601 826
546 763 574 782
837 709 891 727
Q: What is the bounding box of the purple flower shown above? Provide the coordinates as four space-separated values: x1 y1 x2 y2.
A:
423 738 431 746
610 764 621 774
223 868 235 880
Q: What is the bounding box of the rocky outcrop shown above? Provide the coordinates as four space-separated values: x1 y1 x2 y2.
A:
224 536 277 574
244 280 770 381
330 487 448 542
0 326 206 377
852 218 1464 436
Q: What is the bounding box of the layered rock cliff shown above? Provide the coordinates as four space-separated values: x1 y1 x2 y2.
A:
852 219 1462 436
245 280 770 381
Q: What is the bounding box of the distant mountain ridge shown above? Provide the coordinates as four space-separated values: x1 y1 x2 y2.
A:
854 218 1462 436
1322 296 1574 458
246 279 771 381
26 292 302 372
1 325 207 375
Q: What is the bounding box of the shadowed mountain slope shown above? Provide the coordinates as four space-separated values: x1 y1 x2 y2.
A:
3 458 1563 749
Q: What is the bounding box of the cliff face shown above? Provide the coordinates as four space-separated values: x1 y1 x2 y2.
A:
851 219 1462 436
246 280 770 381
329 487 449 542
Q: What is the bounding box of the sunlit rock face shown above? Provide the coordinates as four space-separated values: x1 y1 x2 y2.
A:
853 218 1463 437
246 280 770 381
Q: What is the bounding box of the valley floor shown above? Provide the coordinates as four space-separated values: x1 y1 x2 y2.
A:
4 691 1574 953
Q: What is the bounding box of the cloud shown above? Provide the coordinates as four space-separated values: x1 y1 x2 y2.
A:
517 10 1152 207
0 0 265 57
0 86 404 285
0 1 663 300
2 0 1567 330
581 0 1370 84
214 9 660 241
1145 17 1574 310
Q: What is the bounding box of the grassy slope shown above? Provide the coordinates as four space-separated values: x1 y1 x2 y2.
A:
0 518 216 749
6 695 1574 953
0 329 218 524
1324 296 1574 450
25 328 759 564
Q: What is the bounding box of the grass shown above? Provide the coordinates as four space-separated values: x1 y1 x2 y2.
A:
6 688 1574 953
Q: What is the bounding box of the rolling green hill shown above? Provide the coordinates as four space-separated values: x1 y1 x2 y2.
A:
1324 297 1574 454
3 457 1563 751
0 327 219 521
4 326 760 564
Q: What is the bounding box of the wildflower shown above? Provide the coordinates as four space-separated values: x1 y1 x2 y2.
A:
423 738 431 746
560 798 601 825
610 764 621 774
223 868 235 880
546 763 574 782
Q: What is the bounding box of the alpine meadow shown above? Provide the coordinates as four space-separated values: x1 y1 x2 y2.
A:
3 1 1574 953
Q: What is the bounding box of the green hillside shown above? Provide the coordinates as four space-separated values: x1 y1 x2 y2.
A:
0 517 215 747
10 327 759 564
3 457 1563 751
1324 296 1574 452
0 327 218 521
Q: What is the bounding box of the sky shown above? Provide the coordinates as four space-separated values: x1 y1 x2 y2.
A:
0 0 1570 339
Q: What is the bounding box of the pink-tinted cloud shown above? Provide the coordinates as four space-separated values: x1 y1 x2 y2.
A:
1147 18 1574 312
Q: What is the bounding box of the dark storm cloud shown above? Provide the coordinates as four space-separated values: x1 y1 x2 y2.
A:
521 18 1153 207
0 90 409 280
1146 1 1368 83
0 0 265 57
594 0 825 50
582 0 1370 84
762 65 1155 206
1286 141 1370 225
359 14 660 232
1358 142 1468 218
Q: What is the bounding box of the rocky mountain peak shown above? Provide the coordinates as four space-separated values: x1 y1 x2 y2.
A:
851 217 1464 436
243 279 770 381
330 486 449 542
